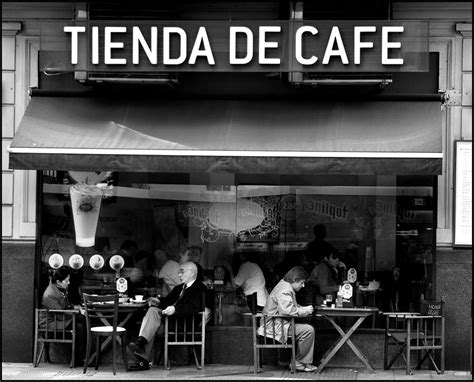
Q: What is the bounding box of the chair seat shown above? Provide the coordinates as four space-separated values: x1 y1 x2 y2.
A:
91 326 126 333
256 334 293 345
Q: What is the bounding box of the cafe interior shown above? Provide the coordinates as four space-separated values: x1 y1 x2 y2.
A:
39 169 436 328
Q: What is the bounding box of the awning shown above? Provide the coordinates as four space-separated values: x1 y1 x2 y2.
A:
8 97 442 175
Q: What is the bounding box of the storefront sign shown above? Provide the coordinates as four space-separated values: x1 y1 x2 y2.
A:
41 20 429 72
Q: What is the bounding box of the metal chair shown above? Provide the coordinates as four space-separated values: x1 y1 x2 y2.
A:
252 313 296 374
33 308 78 368
82 293 128 375
163 311 207 370
383 301 445 375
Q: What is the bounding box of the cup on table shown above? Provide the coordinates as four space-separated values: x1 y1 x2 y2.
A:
134 295 144 302
326 294 333 307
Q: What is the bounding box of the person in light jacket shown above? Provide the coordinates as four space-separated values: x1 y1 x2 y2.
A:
257 266 316 372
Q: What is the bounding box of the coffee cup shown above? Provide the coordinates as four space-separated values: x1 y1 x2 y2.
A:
135 295 144 302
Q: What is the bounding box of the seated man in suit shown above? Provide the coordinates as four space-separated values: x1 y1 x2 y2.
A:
128 261 206 371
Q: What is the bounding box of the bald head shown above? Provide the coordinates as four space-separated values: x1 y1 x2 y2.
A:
179 261 198 284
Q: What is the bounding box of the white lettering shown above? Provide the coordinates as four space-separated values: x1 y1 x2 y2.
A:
322 26 349 65
188 27 215 65
229 26 253 65
295 26 318 65
354 26 376 65
259 26 281 64
104 26 127 64
382 26 404 65
63 26 86 64
163 27 187 65
132 26 158 64
91 26 99 64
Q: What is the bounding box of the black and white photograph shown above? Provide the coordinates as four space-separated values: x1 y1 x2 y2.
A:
2 1 472 380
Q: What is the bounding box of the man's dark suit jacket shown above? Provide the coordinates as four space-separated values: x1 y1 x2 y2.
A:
158 279 207 317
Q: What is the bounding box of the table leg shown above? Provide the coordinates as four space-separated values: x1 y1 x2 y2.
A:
316 315 375 374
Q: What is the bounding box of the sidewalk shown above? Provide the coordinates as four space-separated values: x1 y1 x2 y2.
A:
2 363 472 380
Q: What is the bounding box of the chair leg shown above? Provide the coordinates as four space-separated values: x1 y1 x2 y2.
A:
112 335 117 376
192 347 201 370
95 336 100 370
35 343 45 367
406 340 412 375
44 343 51 363
121 334 129 372
70 332 76 368
383 334 388 369
33 335 39 367
201 341 205 371
290 343 296 374
83 332 92 374
164 338 169 370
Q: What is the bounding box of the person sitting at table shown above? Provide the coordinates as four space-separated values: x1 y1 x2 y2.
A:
258 266 316 372
231 251 269 312
128 261 207 371
40 266 86 366
309 251 346 306
179 245 205 282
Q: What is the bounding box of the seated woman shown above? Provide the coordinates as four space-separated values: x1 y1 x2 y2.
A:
40 266 86 366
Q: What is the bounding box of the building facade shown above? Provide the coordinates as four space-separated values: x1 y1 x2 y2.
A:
2 1 472 370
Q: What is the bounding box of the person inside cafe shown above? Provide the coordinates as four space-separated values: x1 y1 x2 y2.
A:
129 250 164 289
128 261 207 371
231 251 269 313
116 239 138 268
212 265 247 325
309 251 347 306
305 224 339 267
157 249 181 296
40 266 86 366
257 266 317 372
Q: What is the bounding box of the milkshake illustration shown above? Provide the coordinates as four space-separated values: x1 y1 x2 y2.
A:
70 184 102 247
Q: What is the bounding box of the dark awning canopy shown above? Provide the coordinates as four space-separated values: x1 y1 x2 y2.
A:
8 97 442 175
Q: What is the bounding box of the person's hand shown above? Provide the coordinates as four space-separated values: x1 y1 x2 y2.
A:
337 261 346 269
162 305 176 316
148 297 160 307
305 305 314 316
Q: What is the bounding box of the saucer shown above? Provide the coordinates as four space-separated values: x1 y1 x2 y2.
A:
130 299 146 304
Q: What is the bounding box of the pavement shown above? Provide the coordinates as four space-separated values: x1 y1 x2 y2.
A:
2 363 472 380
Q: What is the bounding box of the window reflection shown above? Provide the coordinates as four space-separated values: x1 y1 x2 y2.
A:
40 172 435 327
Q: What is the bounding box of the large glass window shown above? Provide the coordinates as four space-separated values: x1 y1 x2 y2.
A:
39 171 436 327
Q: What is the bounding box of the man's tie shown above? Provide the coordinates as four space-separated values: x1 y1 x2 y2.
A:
174 284 187 305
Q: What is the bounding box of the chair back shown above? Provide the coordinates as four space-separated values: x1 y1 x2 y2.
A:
36 308 77 341
82 293 119 331
34 308 77 367
163 293 207 370
383 300 445 374
252 313 296 373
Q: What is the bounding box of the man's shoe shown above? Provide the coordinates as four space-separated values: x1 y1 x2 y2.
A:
128 359 150 372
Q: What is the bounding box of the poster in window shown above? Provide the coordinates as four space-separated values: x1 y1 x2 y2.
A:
454 140 472 247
